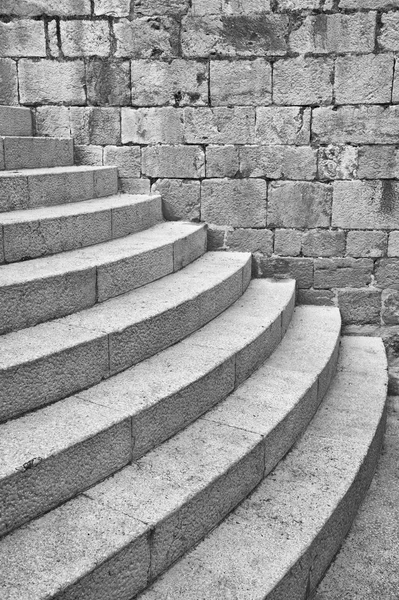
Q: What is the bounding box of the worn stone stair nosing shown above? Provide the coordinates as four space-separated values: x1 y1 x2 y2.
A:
0 251 251 423
0 193 163 264
0 220 207 334
0 135 74 170
137 336 387 600
0 279 296 537
0 305 341 600
0 106 32 137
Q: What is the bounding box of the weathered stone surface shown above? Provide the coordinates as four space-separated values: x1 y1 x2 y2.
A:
337 289 381 324
318 145 358 180
240 145 316 179
70 108 121 145
201 179 266 227
207 225 226 250
114 17 180 58
142 146 205 178
74 145 104 166
47 20 60 58
388 231 399 257
290 13 376 54
302 230 345 258
152 179 200 221
256 107 310 145
335 54 394 105
257 257 313 288
210 59 271 106
181 14 289 57
358 146 399 179
206 146 240 178
226 228 273 255
184 107 255 144
191 0 271 14
314 258 373 289
375 259 399 289
104 146 141 178
19 60 86 105
347 231 387 258
268 182 332 228
277 0 328 8
61 20 110 57
0 20 46 57
131 59 207 107
0 58 17 105
381 289 399 325
332 180 399 229
274 229 302 257
273 57 333 106
379 13 399 50
35 107 71 138
122 108 184 144
134 0 189 15
94 0 132 16
119 178 151 195
341 0 399 6
86 59 130 106
298 289 335 306
0 0 91 15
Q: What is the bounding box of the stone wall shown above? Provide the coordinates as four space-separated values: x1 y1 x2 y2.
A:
1 0 399 324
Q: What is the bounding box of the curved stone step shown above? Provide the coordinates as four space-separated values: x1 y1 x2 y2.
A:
0 136 74 171
0 220 207 334
0 193 163 263
0 106 32 137
0 165 118 212
0 306 341 600
138 337 387 600
0 251 251 422
0 279 295 537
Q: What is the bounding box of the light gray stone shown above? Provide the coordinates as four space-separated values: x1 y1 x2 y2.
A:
19 60 86 105
61 20 110 57
256 107 311 145
268 181 332 228
142 145 205 178
184 107 255 144
210 59 272 106
335 54 394 105
333 180 399 229
274 57 333 105
201 179 266 227
122 107 184 144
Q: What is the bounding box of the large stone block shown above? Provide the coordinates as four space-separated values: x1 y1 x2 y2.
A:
206 146 240 178
131 59 208 106
318 145 358 180
35 107 71 138
257 257 313 288
74 145 104 166
181 14 288 57
0 59 18 105
94 0 132 16
184 107 255 144
104 146 141 178
225 228 273 255
314 258 373 289
335 54 394 105
379 13 399 50
347 231 387 258
332 180 399 229
240 145 316 179
122 108 184 144
142 145 205 178
337 288 381 324
381 289 399 325
86 59 130 106
191 0 271 14
134 0 189 15
152 179 200 220
340 0 399 6
70 108 121 145
210 59 271 106
0 20 46 57
201 179 266 227
267 182 332 228
302 230 345 258
388 231 399 257
19 60 86 105
0 0 91 15
114 17 180 58
256 107 310 145
61 20 110 57
297 288 335 306
273 57 333 105
375 258 399 289
274 229 302 257
358 146 399 179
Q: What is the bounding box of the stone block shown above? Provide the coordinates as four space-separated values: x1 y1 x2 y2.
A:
297 289 335 306
0 140 4 171
240 145 316 179
273 57 333 106
114 17 180 58
207 226 226 250
70 108 121 145
375 258 399 289
0 0 91 15
0 174 29 212
340 0 399 6
0 58 18 105
318 145 358 180
94 0 132 16
210 59 271 106
142 145 205 178
257 257 313 289
267 182 332 228
48 20 60 58
256 107 310 145
276 0 327 8
201 179 266 227
347 231 387 258
206 146 240 178
358 146 399 179
152 179 201 221
122 108 184 144
332 180 399 229
61 20 110 57
191 0 271 14
74 145 104 166
226 228 273 255
388 232 399 257
134 0 189 15
302 230 345 258
314 258 373 289
19 60 86 105
382 289 399 325
337 288 381 324
184 107 255 144
35 107 71 138
131 59 208 107
289 13 376 54
104 146 141 178
0 20 46 57
119 178 151 194
379 13 399 50
274 229 302 257
335 54 394 105
86 59 131 106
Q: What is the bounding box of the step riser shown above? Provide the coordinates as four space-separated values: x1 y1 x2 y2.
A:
0 107 32 137
0 196 163 263
0 167 118 213
0 226 207 334
0 137 74 171
0 257 251 422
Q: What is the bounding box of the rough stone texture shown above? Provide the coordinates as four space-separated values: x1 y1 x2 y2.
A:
379 13 399 51
273 57 333 106
119 178 151 195
122 108 184 144
388 232 399 257
240 145 316 179
61 20 111 57
381 289 399 325
358 146 399 179
375 259 399 289
274 229 302 257
225 228 273 255
338 289 382 324
314 258 373 289
202 179 266 227
298 288 335 306
256 107 311 145
114 17 180 59
0 0 92 15
302 230 346 258
267 182 332 228
210 59 272 106
19 60 86 105
184 107 255 144
257 257 314 288
70 108 121 146
135 0 189 16
86 59 131 106
333 180 399 229
206 146 240 178
318 145 358 180
347 231 388 258
35 107 71 138
104 146 141 178
75 145 104 166
94 0 132 16
335 54 394 105
142 145 205 178
0 20 46 57
152 179 201 221
0 59 18 105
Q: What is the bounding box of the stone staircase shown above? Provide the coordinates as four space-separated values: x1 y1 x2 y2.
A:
0 105 388 600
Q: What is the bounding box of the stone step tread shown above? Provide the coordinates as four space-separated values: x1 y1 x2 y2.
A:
138 337 388 600
0 306 341 600
0 136 74 170
0 107 32 137
0 251 251 422
0 279 296 536
0 165 117 178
